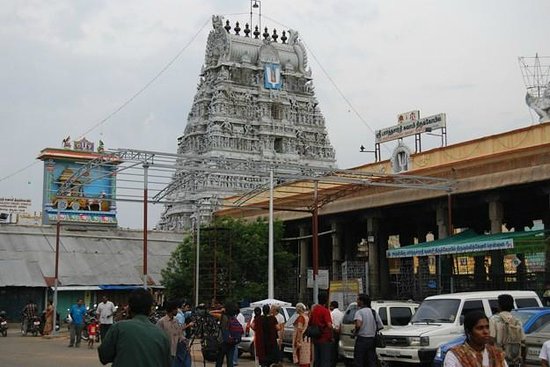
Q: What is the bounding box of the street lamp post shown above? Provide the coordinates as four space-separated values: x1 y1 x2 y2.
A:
143 163 149 289
312 180 319 304
268 169 274 299
194 206 201 307
52 208 60 335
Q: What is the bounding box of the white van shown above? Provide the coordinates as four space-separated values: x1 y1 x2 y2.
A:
339 300 419 362
377 290 542 366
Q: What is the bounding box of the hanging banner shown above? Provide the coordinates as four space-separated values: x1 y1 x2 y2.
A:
386 238 514 258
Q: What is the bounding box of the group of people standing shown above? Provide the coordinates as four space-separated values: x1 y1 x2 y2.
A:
250 292 347 367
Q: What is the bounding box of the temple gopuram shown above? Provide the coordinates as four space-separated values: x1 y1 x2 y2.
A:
159 16 336 230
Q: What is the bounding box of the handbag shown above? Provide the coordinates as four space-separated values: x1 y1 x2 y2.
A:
303 323 321 339
371 309 386 348
374 330 386 348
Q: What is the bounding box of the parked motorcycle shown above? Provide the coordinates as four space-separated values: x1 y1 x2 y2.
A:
21 315 41 336
0 311 8 337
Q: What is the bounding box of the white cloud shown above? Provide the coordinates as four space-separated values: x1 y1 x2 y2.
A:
1 0 549 227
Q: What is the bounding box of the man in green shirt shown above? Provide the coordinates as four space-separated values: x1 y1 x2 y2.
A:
98 288 171 367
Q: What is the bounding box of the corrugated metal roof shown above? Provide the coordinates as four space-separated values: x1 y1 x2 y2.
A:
0 224 183 287
0 259 46 286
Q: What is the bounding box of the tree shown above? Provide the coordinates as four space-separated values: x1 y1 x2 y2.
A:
161 217 295 303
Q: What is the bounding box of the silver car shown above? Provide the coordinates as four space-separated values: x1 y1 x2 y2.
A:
524 320 550 367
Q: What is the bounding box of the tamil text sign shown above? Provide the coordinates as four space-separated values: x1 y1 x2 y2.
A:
376 113 446 144
386 238 513 258
0 198 31 213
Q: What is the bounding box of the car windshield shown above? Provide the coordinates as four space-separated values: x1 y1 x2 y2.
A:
342 303 358 324
534 321 550 333
410 299 460 323
286 312 299 327
241 308 254 323
511 310 536 325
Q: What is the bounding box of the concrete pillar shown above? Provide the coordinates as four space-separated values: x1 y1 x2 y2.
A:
436 203 449 239
331 220 342 280
488 199 504 288
298 225 309 302
436 202 452 293
367 216 380 299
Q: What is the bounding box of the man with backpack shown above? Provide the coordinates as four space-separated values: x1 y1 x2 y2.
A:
489 294 525 367
216 302 244 367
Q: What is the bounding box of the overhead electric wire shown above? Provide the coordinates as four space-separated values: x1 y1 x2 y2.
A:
0 161 39 183
262 15 389 153
76 17 211 140
1 16 211 185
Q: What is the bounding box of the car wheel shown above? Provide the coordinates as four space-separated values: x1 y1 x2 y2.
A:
2 330 7 337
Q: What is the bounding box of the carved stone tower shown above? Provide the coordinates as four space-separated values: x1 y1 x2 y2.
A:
159 16 336 230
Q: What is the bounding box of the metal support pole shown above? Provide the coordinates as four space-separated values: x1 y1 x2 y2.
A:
312 180 319 304
143 163 149 289
194 206 201 307
268 169 274 299
52 211 60 335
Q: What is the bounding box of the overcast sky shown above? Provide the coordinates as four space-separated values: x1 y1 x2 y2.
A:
1 0 548 229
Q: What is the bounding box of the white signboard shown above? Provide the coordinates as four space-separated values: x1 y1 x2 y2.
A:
0 198 31 213
307 269 329 290
375 113 446 144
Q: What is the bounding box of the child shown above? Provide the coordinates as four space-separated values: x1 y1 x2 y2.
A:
87 318 98 349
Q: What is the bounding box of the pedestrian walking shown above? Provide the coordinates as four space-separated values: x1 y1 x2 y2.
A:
233 307 246 366
539 339 550 367
444 311 506 367
293 302 312 367
43 300 54 335
98 288 171 367
309 292 333 367
489 294 525 367
157 299 189 367
353 294 383 367
96 295 116 342
330 300 344 367
253 304 280 367
68 298 87 348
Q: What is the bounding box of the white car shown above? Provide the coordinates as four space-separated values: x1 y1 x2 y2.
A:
338 300 419 364
377 290 542 366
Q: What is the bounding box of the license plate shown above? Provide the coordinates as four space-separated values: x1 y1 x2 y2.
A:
527 347 541 358
343 352 354 359
384 350 402 357
283 347 293 353
1 321 6 325
34 321 40 325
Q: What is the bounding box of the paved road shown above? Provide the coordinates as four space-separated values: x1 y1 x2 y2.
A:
0 326 258 367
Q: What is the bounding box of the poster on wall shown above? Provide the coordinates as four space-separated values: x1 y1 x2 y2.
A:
44 160 117 225
264 63 282 90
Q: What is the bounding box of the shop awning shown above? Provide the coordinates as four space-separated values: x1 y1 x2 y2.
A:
386 230 547 258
